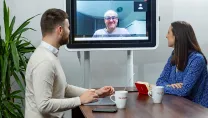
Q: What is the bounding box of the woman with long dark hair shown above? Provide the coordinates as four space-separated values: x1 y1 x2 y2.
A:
156 21 208 107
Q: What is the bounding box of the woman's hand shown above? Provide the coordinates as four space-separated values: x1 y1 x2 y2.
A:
167 83 183 88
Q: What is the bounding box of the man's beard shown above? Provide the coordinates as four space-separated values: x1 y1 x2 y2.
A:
59 33 69 46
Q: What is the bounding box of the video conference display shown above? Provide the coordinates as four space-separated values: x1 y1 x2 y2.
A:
66 0 157 50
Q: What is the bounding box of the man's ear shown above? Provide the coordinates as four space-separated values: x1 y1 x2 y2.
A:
57 26 63 35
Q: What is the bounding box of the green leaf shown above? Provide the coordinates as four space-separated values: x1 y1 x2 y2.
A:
4 109 12 118
10 90 22 96
12 28 36 42
0 34 4 55
12 103 24 118
11 95 24 100
11 41 20 71
12 26 36 40
19 55 26 70
11 21 29 37
19 54 26 65
18 41 31 49
0 26 2 40
9 16 16 36
8 7 10 37
19 46 35 53
5 60 11 97
17 39 35 53
0 111 2 118
3 101 17 117
27 14 40 22
4 4 10 47
21 36 29 40
13 71 25 92
11 14 40 40
20 69 26 85
2 55 8 84
4 0 10 43
16 34 22 45
20 27 36 35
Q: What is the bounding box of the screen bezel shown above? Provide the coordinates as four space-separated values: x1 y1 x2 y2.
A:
66 0 159 51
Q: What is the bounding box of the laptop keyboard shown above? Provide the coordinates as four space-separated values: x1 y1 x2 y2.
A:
84 96 116 106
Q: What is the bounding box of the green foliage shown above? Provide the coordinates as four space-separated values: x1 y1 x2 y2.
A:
0 0 39 117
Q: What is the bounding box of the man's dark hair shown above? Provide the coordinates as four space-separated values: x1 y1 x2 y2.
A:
40 8 68 36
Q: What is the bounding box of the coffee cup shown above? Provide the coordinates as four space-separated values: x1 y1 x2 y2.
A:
110 91 128 109
148 86 164 103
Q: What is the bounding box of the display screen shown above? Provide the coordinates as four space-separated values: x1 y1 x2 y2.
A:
66 0 157 50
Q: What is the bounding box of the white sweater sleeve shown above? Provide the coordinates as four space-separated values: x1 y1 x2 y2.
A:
32 61 81 114
65 84 88 98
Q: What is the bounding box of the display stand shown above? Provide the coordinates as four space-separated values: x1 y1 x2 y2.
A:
83 51 91 88
127 50 134 87
82 50 134 88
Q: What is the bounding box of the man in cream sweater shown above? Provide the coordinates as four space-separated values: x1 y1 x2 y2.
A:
25 8 114 118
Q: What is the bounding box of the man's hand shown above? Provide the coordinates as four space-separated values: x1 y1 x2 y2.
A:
80 89 99 104
95 86 115 98
167 83 183 89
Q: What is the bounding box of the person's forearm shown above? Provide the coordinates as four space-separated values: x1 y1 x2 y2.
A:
164 86 188 96
65 84 88 98
156 79 169 87
36 97 81 114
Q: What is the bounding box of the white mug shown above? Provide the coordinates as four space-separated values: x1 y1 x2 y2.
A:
110 91 128 109
148 86 164 103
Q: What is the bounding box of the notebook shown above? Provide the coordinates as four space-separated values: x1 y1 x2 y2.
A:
83 96 116 106
135 82 149 95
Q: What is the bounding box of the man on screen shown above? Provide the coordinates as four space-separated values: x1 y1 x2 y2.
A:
93 10 130 37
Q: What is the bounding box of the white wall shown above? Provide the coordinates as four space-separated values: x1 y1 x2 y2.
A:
120 12 146 27
173 0 208 58
126 20 146 34
1 0 208 118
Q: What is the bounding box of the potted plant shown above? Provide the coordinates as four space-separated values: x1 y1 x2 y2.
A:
0 0 39 117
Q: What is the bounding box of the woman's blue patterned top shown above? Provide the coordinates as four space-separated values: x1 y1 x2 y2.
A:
156 51 208 107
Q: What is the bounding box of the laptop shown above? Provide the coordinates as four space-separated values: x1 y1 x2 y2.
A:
84 96 116 106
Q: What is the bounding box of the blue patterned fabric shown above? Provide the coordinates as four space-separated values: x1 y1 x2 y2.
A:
156 51 208 107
